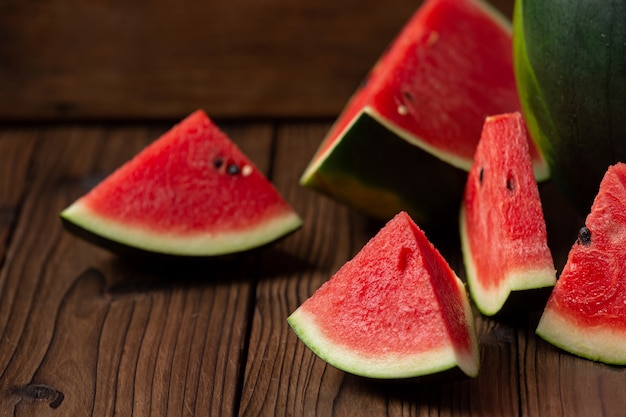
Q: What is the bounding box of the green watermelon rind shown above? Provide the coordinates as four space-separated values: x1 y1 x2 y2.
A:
301 106 474 178
369 106 472 173
287 274 480 380
536 309 626 365
300 109 468 224
61 201 303 257
459 205 557 316
373 99 549 181
513 0 626 214
301 0 549 223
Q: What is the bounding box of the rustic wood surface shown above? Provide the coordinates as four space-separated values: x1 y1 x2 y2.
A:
0 0 516 121
1 120 625 416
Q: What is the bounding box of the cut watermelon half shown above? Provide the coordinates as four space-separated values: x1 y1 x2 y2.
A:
536 163 626 364
288 211 480 379
460 112 556 316
61 110 302 257
301 0 548 223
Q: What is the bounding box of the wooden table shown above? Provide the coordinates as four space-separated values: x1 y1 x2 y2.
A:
1 119 625 416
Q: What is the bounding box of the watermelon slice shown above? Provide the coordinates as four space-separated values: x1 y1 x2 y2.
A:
536 163 626 364
459 112 556 316
61 110 302 257
288 211 480 379
300 0 548 224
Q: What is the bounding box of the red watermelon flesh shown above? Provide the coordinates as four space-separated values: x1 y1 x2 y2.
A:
310 0 546 173
288 211 480 379
460 112 555 316
61 110 302 256
536 163 626 364
301 0 548 224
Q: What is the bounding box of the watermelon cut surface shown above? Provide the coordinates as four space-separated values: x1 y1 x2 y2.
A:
301 0 548 223
536 163 626 364
288 211 480 379
460 112 556 316
61 110 302 257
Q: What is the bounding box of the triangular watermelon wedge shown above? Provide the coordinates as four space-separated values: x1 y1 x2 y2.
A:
61 110 302 257
536 163 626 364
460 112 556 316
288 211 480 379
300 0 548 224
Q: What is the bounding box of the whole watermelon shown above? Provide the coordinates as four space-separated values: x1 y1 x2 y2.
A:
513 0 626 214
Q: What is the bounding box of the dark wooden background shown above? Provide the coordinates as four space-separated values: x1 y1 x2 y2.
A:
1 0 514 121
2 0 625 416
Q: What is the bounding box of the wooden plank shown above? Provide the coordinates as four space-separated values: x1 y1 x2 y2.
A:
0 126 111 414
0 122 273 416
0 0 515 121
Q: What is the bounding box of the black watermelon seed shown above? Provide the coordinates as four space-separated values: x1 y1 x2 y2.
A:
479 167 484 184
577 226 592 246
227 164 241 175
506 173 515 191
213 157 223 169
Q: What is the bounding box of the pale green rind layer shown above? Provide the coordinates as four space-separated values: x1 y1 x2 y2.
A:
287 269 480 379
536 307 626 365
474 0 514 34
459 206 556 316
287 308 479 379
451 273 481 378
512 0 556 174
61 200 303 257
378 103 545 182
368 107 471 173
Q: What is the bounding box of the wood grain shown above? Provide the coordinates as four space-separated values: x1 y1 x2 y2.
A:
0 130 37 262
1 121 625 417
238 122 355 417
